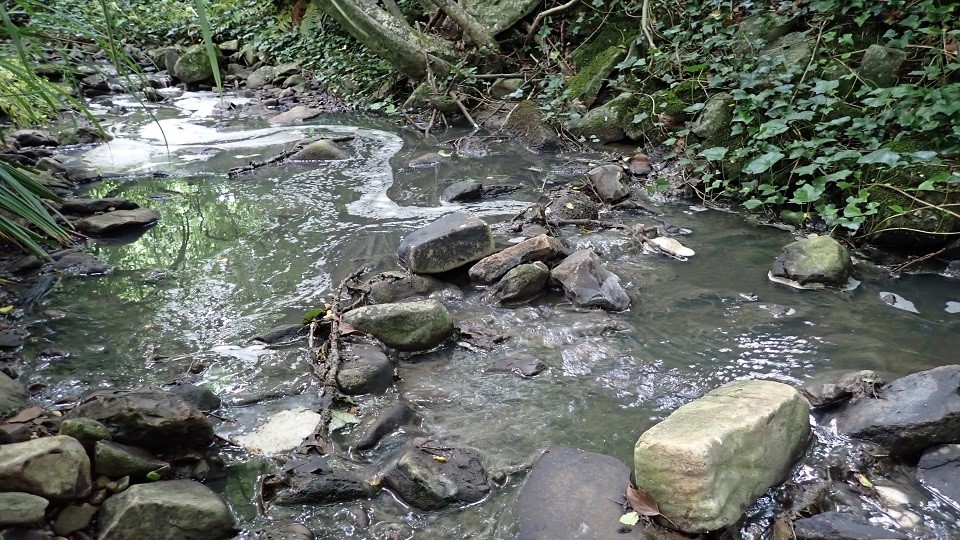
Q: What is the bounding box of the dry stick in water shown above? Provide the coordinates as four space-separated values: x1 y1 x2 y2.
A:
227 136 356 178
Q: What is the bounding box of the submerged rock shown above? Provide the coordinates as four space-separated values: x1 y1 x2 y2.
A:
484 355 547 377
60 197 139 215
94 440 170 479
397 212 496 274
838 365 960 455
0 492 48 528
771 235 852 287
167 382 221 412
586 164 629 203
366 271 462 304
251 323 307 345
916 444 960 508
0 436 92 500
491 262 549 304
0 371 28 417
290 140 349 161
381 439 490 510
633 379 811 533
355 399 419 451
336 343 394 395
50 251 109 276
74 208 161 236
273 469 371 505
515 446 631 540
793 511 908 540
343 300 453 351
469 233 567 284
65 389 214 450
98 480 237 540
441 180 483 202
550 250 630 311
801 370 885 409
235 409 323 456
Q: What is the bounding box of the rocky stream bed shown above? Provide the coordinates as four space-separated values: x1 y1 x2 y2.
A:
1 88 960 540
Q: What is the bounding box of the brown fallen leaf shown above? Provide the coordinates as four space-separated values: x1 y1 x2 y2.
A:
626 485 661 517
772 517 795 540
3 405 43 424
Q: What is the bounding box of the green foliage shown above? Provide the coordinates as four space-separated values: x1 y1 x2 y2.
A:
621 0 960 235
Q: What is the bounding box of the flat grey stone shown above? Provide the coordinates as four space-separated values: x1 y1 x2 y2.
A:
397 212 495 274
75 208 160 236
794 511 908 540
0 492 48 527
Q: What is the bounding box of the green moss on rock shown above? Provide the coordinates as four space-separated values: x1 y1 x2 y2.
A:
565 45 625 108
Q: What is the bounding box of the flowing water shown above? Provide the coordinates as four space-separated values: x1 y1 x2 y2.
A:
20 93 960 538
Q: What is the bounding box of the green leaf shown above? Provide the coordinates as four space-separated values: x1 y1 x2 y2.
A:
756 119 789 139
857 149 901 166
916 180 936 191
790 183 825 204
743 198 764 210
146 470 162 481
329 409 360 432
699 147 728 161
619 512 640 526
743 151 785 175
794 164 819 176
302 307 327 324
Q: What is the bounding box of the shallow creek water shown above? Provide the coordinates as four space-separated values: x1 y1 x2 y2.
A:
20 93 960 538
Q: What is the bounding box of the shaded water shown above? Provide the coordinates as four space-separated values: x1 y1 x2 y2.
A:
21 93 960 538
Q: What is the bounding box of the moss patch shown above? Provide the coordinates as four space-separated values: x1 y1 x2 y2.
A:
565 45 625 108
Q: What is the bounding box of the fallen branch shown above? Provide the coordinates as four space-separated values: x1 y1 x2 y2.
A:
890 245 950 276
227 136 356 178
450 91 479 129
525 0 579 43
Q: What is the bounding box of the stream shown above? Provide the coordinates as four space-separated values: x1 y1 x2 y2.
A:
20 92 960 538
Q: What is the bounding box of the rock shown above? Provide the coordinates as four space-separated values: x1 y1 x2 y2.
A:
0 436 92 500
441 180 483 202
491 262 549 304
259 523 314 540
0 371 28 417
274 62 301 78
545 190 599 221
173 44 220 84
515 446 633 539
60 198 139 215
793 511 908 540
8 129 58 148
0 424 32 444
567 45 625 108
633 379 811 533
167 382 220 412
355 400 419 451
98 480 236 540
94 441 170 479
343 300 453 352
627 153 651 176
268 106 322 125
289 140 349 161
367 271 463 304
567 92 638 144
381 439 490 510
163 47 181 73
58 417 112 450
50 251 109 276
218 40 239 54
858 45 907 88
235 409 323 456
281 74 306 88
469 234 567 284
837 365 960 455
646 236 695 258
503 100 560 151
489 78 524 99
586 164 629 203
691 92 734 140
397 212 495 274
916 444 960 508
251 323 307 345
65 389 214 450
74 208 161 236
771 235 852 287
550 250 630 311
272 469 371 505
52 503 98 536
801 370 885 409
0 492 48 527
336 343 393 395
56 125 109 145
0 330 26 350
484 355 547 377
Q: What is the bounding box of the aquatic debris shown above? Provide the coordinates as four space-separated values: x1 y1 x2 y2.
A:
879 292 919 314
645 236 695 258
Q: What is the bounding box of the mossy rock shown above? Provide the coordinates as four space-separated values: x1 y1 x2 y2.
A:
571 21 637 69
624 89 689 143
866 168 960 248
566 92 639 143
565 45 625 108
174 44 222 85
732 12 796 57
503 100 559 151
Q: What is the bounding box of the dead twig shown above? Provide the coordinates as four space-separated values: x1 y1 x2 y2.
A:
227 136 355 178
525 0 579 43
450 91 479 129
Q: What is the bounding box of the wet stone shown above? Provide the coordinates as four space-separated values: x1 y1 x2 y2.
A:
58 417 112 450
545 190 599 221
167 382 221 412
0 436 92 500
342 300 453 352
50 251 109 276
381 438 490 510
60 198 139 216
336 343 394 395
272 469 371 505
469 233 567 285
491 262 549 304
397 212 496 274
251 323 307 345
74 208 161 236
771 234 852 287
0 371 28 416
0 492 48 528
355 399 419 451
916 444 960 508
52 503 98 536
94 440 170 479
801 370 885 409
793 511 908 540
484 355 547 377
550 250 630 311
586 164 629 203
98 480 237 540
441 180 483 202
289 140 349 161
366 271 463 304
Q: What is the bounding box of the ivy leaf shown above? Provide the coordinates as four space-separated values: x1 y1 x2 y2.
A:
756 119 789 139
857 149 901 166
302 307 327 325
790 183 825 204
743 151 785 175
916 180 937 191
743 198 764 210
819 170 852 183
699 146 728 161
794 164 819 176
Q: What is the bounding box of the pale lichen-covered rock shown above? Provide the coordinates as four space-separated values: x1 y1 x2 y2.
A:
98 480 236 540
343 300 453 351
691 92 734 141
173 44 220 84
398 212 495 274
771 234 852 287
0 436 92 500
634 379 811 533
858 44 907 88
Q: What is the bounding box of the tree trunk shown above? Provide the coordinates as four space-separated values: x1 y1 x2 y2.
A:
422 0 496 49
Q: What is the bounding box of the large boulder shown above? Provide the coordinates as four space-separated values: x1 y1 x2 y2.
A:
771 235 852 287
916 444 960 508
98 480 236 540
550 250 630 311
0 371 28 417
65 389 214 450
858 44 907 88
381 439 490 510
397 212 495 274
74 208 161 236
343 300 453 351
837 365 960 455
173 44 220 84
566 93 638 144
793 511 908 540
633 379 811 533
515 446 635 540
0 436 92 500
469 233 567 284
